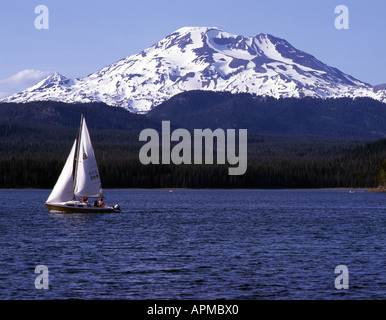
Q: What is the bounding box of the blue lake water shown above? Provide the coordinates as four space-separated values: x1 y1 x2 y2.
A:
0 189 384 300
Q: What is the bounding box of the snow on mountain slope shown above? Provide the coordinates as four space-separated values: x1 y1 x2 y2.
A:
2 27 385 113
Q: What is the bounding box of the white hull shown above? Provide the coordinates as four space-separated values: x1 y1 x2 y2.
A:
45 201 120 213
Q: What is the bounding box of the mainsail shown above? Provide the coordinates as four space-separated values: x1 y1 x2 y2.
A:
74 115 103 198
46 140 77 204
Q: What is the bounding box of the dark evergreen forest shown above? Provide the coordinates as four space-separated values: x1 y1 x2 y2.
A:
1 95 386 189
1 121 386 189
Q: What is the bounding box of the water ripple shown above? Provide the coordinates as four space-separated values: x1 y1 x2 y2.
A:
0 189 384 299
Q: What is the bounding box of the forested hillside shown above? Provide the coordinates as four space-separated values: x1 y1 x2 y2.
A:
1 98 386 189
1 121 385 188
149 91 386 139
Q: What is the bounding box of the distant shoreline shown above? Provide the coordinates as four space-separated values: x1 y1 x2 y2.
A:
367 186 386 193
0 187 376 191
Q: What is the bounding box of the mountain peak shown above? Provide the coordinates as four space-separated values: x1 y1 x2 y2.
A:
173 26 223 34
33 72 70 87
26 72 72 94
1 26 384 111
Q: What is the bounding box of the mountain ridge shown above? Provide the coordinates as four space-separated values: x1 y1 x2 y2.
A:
3 90 386 140
2 26 385 112
148 90 386 139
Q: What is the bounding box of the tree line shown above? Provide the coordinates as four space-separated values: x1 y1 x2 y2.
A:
1 136 386 189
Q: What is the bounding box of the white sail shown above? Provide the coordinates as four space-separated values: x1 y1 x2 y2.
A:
46 139 77 204
74 117 103 198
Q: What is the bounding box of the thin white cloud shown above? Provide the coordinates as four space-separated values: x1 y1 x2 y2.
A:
0 69 51 98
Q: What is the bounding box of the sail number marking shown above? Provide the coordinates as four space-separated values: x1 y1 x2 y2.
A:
89 170 99 181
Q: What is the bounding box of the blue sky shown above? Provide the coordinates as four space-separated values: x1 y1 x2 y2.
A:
0 0 385 97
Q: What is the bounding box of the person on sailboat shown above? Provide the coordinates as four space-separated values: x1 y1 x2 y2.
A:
98 197 105 207
82 197 89 204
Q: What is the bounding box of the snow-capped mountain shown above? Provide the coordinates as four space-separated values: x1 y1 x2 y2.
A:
2 26 385 113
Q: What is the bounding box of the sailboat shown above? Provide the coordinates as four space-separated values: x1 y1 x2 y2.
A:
45 114 121 213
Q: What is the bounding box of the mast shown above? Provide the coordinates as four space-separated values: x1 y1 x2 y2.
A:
73 114 84 198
